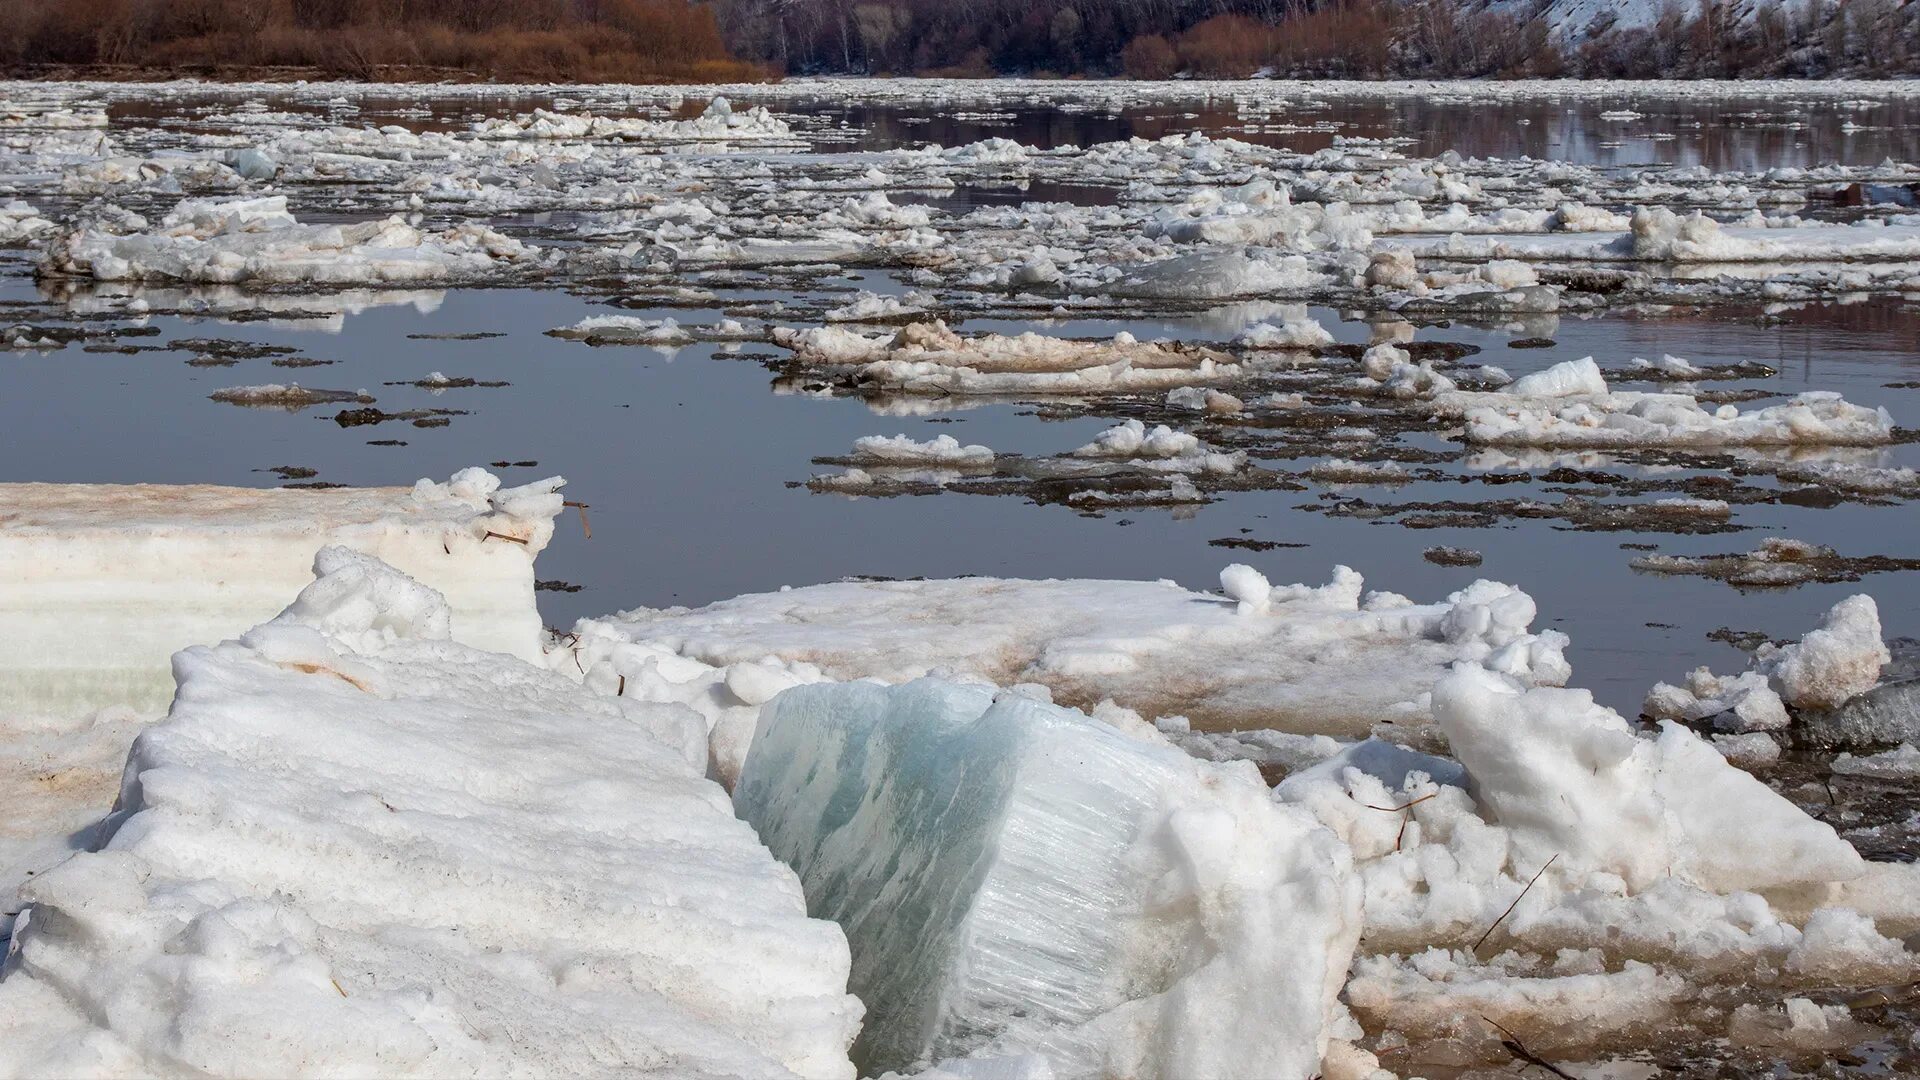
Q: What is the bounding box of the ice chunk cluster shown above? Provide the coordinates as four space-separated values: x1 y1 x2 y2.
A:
1435 358 1894 449
734 678 1360 1080
1434 665 1863 894
41 196 537 285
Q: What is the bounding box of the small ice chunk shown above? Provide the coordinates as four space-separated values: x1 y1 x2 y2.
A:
1433 664 1863 894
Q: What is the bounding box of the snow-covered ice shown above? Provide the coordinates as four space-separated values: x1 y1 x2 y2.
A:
0 550 860 1078
0 468 563 909
557 565 1571 788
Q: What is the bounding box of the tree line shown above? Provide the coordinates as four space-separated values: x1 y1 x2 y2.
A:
4 0 1913 80
3 0 762 82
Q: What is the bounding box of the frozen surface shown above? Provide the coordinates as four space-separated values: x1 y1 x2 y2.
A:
0 550 860 1079
734 677 1358 1080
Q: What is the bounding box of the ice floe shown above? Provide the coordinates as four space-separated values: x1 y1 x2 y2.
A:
40 197 537 286
0 468 562 905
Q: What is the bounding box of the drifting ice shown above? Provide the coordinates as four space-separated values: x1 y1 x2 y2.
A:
734 678 1360 1080
40 196 535 285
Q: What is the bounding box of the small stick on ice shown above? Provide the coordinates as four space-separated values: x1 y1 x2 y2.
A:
1364 791 1436 851
484 530 529 545
564 500 592 539
1473 853 1557 955
1481 1017 1575 1080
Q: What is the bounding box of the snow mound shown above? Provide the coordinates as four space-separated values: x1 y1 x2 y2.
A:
734 677 1359 1079
0 551 860 1079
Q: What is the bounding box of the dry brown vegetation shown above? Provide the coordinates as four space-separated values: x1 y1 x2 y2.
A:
2 0 767 83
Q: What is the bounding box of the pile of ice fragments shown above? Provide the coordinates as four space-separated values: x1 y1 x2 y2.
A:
2 464 1916 1077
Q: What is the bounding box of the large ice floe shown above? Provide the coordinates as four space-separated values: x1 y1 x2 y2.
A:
0 468 562 910
0 550 861 1079
557 565 1570 784
735 678 1360 1079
